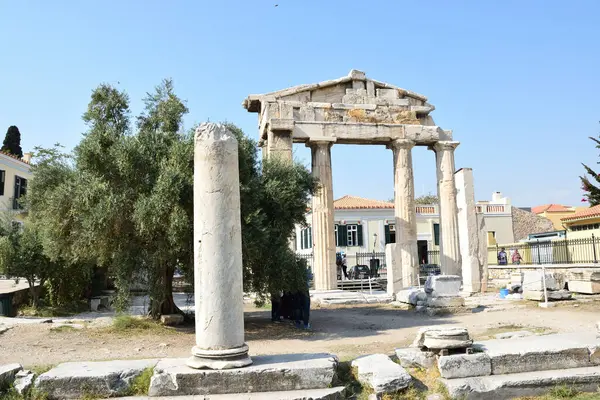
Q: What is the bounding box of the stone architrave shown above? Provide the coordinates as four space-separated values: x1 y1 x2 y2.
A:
455 168 484 293
309 138 337 291
433 141 462 276
267 129 293 161
390 139 418 287
188 123 251 370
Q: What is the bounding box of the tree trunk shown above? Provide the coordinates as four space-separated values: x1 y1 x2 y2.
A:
28 279 38 309
150 264 183 318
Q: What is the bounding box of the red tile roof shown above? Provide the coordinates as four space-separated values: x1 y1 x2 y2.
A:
0 151 30 165
334 195 394 210
561 205 600 222
532 204 572 214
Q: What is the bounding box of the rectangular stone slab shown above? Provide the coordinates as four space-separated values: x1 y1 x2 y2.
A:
440 365 600 400
148 353 337 396
569 280 600 294
35 359 159 399
438 353 491 379
106 386 346 399
474 332 598 375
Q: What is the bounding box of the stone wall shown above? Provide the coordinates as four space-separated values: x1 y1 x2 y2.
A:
487 265 600 289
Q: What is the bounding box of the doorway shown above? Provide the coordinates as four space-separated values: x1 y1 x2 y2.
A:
417 240 428 265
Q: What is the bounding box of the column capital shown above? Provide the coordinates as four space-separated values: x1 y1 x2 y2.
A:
388 139 416 151
305 137 337 148
430 141 460 152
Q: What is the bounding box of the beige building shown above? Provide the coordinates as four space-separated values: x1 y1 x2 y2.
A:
295 192 514 266
532 204 586 231
0 151 33 223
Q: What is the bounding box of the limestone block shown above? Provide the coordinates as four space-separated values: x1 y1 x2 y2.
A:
412 326 471 349
14 372 34 394
426 296 465 308
395 288 422 305
568 270 600 281
424 275 461 297
522 271 559 291
510 272 523 285
149 354 337 396
523 289 572 301
0 363 22 389
376 88 399 100
160 314 184 326
441 365 600 400
395 348 436 369
351 354 411 394
495 331 534 340
35 359 158 399
438 353 491 379
569 280 600 294
475 332 596 375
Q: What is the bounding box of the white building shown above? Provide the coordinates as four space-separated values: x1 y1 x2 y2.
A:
295 192 514 267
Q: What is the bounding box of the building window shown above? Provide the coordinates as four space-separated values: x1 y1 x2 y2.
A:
13 176 27 210
571 223 600 232
0 170 4 196
433 223 440 246
300 227 312 250
345 224 363 247
385 224 396 244
487 231 497 246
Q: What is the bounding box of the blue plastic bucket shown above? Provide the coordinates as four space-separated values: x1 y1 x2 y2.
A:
499 288 509 299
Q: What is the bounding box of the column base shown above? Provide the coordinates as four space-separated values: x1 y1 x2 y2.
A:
187 344 252 370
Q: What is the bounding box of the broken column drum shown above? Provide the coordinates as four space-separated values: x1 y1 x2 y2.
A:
188 123 252 370
243 69 465 291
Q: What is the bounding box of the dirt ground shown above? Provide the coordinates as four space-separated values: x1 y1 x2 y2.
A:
1 299 599 368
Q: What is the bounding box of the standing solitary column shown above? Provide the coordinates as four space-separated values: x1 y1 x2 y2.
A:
188 123 252 370
309 139 337 291
433 141 462 276
391 139 419 288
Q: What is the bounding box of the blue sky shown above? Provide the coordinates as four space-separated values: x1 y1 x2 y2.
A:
1 1 599 207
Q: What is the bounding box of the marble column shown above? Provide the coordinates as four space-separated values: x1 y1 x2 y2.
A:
308 139 337 291
267 129 293 162
432 141 462 276
188 123 252 370
391 139 419 288
455 168 485 292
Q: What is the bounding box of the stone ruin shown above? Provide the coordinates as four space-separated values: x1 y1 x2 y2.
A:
243 70 488 295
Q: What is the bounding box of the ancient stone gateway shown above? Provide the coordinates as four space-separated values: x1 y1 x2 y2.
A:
244 70 462 291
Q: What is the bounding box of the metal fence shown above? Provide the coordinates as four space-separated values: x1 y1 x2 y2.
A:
489 235 600 265
296 253 314 271
355 252 387 277
426 250 440 266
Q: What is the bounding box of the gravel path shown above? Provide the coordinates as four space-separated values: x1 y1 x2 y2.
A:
1 300 598 368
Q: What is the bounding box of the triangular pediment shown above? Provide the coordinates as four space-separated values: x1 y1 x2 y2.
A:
244 69 428 112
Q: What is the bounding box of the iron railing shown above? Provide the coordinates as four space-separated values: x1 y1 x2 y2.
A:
355 252 386 278
296 252 314 272
490 235 600 265
425 250 440 266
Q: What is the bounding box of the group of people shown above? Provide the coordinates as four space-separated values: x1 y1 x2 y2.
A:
270 267 312 330
497 247 522 265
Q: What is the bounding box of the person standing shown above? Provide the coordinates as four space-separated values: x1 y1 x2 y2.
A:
498 247 508 265
295 266 312 330
512 249 522 265
341 252 349 280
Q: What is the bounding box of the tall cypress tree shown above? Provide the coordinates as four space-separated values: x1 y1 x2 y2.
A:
1 126 23 158
580 135 600 206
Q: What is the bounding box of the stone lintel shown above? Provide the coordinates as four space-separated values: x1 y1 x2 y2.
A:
269 118 294 132
293 122 443 145
411 105 435 114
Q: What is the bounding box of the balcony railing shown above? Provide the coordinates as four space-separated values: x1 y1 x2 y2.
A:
415 203 510 216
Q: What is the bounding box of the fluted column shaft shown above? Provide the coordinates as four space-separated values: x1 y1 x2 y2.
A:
391 139 418 288
433 141 462 276
310 140 337 290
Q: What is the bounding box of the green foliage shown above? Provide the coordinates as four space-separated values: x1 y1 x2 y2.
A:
26 79 316 317
125 368 154 396
2 125 24 158
549 385 581 398
415 193 439 205
0 225 54 308
580 131 600 206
